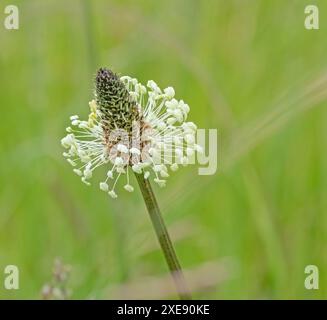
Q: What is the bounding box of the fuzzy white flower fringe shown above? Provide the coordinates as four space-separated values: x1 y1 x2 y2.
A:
61 74 202 198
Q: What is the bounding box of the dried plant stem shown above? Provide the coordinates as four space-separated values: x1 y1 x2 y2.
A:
135 173 192 300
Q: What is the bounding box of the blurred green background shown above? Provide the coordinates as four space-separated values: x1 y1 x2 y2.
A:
0 0 326 299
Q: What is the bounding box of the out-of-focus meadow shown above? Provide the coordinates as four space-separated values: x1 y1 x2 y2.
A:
0 0 326 299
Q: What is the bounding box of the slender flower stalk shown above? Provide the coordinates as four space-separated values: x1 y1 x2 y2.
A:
61 68 202 299
135 173 191 300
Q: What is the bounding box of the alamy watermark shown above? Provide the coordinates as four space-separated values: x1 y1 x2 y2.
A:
2 4 321 31
304 5 319 30
3 265 19 290
304 265 319 290
3 5 19 30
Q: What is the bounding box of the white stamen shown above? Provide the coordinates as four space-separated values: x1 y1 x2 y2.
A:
73 169 83 176
160 170 169 178
114 157 124 167
67 159 76 167
81 177 91 186
164 87 175 99
124 184 134 192
100 182 109 192
117 144 129 153
61 134 74 148
116 167 126 174
130 147 141 155
84 169 92 179
108 190 118 198
132 164 142 174
154 178 166 188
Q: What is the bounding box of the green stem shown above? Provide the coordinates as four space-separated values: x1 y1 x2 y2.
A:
135 173 192 300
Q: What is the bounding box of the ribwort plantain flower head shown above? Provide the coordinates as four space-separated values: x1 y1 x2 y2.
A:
95 68 140 132
61 68 202 198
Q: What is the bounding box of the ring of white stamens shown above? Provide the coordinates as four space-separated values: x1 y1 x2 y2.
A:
61 76 200 198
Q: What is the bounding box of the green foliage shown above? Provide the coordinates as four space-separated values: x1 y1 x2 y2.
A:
0 0 326 299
